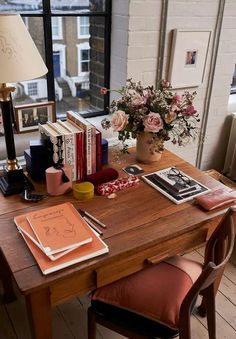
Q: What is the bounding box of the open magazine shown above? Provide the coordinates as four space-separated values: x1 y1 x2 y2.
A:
142 167 210 204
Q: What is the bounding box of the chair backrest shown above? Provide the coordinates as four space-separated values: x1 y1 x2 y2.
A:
181 205 235 314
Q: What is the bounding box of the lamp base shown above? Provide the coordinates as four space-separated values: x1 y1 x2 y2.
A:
0 168 34 196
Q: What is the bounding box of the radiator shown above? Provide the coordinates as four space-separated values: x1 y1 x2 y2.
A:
223 113 236 180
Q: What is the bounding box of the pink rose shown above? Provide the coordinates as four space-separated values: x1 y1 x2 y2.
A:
132 94 147 107
100 87 108 95
172 95 181 104
111 110 128 131
143 112 163 133
164 111 177 124
183 105 197 116
161 80 170 88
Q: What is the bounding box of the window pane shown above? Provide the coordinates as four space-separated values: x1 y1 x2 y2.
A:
81 49 89 61
51 0 106 14
0 0 42 13
12 17 47 106
78 16 90 37
52 16 105 118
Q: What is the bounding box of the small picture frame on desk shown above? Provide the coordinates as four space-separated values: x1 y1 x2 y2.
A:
14 101 55 133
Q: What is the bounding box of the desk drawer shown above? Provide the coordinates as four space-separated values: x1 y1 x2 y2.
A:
50 270 96 305
96 227 208 288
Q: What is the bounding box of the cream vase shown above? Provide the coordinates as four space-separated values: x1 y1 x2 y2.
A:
136 132 163 163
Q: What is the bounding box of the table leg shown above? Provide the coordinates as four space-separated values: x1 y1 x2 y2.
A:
25 287 52 339
0 248 16 303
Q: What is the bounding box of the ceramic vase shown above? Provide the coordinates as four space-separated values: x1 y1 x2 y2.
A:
136 132 163 163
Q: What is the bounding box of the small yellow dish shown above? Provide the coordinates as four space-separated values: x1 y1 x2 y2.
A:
73 181 94 201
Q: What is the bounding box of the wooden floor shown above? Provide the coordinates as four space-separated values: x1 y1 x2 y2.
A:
0 247 235 339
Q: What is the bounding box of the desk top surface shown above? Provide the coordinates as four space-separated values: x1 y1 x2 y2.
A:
0 149 226 294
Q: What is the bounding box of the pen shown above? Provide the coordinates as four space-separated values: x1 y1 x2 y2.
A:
83 216 103 236
81 210 107 229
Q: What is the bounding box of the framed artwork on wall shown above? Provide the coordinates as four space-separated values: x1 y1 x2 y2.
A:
14 101 55 133
168 29 211 88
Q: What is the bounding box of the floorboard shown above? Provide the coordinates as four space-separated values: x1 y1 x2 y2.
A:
0 250 235 339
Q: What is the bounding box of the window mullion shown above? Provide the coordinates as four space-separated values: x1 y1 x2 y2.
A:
42 0 55 102
104 0 112 110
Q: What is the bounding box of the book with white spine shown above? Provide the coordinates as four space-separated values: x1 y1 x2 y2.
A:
66 111 96 175
38 123 65 165
60 120 85 181
48 121 76 181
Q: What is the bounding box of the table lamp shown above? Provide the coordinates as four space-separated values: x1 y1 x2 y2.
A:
0 14 48 196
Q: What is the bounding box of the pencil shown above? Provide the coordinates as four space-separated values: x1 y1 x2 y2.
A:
82 210 107 228
83 216 103 236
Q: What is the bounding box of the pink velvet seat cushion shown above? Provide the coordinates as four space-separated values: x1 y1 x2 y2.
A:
91 256 202 330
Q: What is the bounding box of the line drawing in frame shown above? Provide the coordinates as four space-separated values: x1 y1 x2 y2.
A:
14 101 55 133
168 29 211 88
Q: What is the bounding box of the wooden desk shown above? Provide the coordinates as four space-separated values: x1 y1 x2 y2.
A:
0 149 229 339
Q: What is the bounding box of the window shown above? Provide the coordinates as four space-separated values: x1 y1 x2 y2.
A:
77 16 90 38
27 82 38 96
81 49 90 72
0 0 111 118
78 42 90 74
0 0 111 163
51 17 63 40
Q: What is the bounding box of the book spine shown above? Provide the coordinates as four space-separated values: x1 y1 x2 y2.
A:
67 111 96 176
64 133 76 181
77 131 85 181
39 124 64 165
96 129 102 172
86 127 92 175
56 120 77 181
91 129 97 174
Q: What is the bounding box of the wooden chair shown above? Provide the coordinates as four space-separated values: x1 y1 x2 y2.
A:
88 206 235 339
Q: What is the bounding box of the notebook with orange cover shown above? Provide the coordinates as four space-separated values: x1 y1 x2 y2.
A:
26 202 92 255
14 215 79 261
14 214 109 275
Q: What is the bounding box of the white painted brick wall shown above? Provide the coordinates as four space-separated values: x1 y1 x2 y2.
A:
109 0 236 171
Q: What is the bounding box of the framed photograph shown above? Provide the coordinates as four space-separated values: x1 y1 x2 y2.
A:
168 29 211 88
15 101 55 133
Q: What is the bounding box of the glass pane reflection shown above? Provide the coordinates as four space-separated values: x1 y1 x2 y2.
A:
51 0 105 14
0 0 42 13
52 16 105 118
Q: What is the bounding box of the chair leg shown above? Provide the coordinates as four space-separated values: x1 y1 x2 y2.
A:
197 296 207 318
178 310 191 339
205 285 216 339
88 307 97 339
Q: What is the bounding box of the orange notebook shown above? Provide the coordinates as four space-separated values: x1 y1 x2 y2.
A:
14 215 109 275
14 215 79 261
25 202 92 255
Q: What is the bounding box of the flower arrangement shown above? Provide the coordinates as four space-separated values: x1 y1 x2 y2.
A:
101 79 200 154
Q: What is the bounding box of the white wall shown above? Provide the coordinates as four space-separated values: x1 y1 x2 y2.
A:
110 0 236 171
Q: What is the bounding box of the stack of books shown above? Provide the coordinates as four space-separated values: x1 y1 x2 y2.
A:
38 111 102 181
142 167 210 204
14 202 108 275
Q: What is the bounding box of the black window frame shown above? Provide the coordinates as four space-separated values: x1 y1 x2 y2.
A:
13 0 112 118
